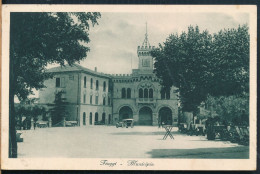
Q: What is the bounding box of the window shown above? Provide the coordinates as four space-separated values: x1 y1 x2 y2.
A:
89 112 92 125
56 78 60 87
103 97 106 105
96 80 99 90
90 95 93 104
69 75 74 80
83 94 86 103
95 96 98 105
161 88 170 99
103 81 106 92
102 113 106 124
108 96 111 105
127 88 131 99
84 76 87 88
166 89 170 99
144 88 148 98
161 88 165 99
95 112 98 122
139 88 143 98
149 88 153 98
90 78 93 89
122 88 126 98
83 112 86 125
61 77 65 87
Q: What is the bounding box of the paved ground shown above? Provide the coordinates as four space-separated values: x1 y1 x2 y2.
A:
18 126 249 158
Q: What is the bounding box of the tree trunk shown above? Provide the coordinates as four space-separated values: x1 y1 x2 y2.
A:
9 49 17 158
9 93 17 158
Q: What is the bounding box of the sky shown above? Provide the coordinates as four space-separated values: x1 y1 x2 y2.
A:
56 12 249 74
26 12 248 101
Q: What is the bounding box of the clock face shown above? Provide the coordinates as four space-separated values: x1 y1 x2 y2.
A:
142 59 150 67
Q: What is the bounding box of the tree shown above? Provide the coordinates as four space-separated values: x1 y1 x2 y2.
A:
152 25 249 118
205 93 249 126
209 25 249 96
9 12 101 157
152 26 213 112
49 91 69 126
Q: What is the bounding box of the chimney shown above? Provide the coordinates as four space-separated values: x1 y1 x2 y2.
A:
95 67 97 72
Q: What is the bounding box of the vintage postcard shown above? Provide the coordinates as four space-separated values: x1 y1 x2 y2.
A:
1 5 257 170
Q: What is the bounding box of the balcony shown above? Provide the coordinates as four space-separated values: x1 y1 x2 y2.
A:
136 98 156 104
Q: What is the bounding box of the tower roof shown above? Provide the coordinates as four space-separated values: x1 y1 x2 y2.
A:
141 22 150 48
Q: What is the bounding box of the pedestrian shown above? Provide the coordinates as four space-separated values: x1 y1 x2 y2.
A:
33 121 36 130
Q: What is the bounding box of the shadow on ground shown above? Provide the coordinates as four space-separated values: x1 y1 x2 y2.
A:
111 131 185 136
146 146 249 159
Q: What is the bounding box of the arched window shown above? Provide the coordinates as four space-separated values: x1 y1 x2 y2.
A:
122 88 126 98
83 112 86 125
108 96 111 105
139 88 143 98
103 97 106 105
161 88 166 99
96 80 99 90
84 76 87 88
89 112 92 125
103 81 106 91
127 88 131 98
166 89 170 99
149 88 153 98
83 94 86 103
144 88 148 98
90 78 93 89
95 96 98 105
95 112 98 122
161 88 170 99
102 113 106 124
90 95 93 104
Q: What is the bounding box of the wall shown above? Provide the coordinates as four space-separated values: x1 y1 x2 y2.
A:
39 72 79 104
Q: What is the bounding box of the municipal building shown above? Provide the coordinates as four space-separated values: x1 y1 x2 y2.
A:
39 29 179 126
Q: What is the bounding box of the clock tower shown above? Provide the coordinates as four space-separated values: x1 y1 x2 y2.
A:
137 23 154 71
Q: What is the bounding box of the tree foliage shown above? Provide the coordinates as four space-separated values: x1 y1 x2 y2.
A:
209 26 249 96
15 104 47 129
152 25 249 112
9 12 101 157
10 12 101 100
205 94 249 126
49 91 69 126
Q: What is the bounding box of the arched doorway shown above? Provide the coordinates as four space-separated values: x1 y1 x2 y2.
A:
95 112 98 123
102 113 106 124
108 114 111 124
83 112 86 125
159 107 172 125
139 107 153 125
89 112 92 125
119 106 133 121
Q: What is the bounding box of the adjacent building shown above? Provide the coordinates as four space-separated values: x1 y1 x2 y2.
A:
39 30 179 126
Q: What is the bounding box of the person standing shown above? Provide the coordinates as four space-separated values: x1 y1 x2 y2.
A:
33 121 36 130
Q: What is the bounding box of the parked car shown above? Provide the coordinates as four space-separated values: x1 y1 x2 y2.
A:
116 119 134 128
65 121 78 127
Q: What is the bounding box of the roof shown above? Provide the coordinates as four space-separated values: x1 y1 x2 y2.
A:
46 64 110 78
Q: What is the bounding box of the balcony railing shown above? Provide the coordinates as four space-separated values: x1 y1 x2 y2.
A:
136 98 155 103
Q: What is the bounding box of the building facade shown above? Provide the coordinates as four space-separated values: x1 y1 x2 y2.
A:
39 32 179 126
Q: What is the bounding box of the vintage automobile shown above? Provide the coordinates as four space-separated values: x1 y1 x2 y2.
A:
116 119 134 128
65 121 78 127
